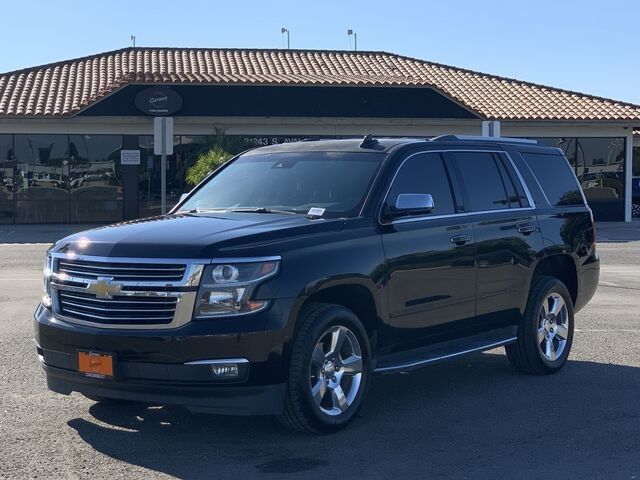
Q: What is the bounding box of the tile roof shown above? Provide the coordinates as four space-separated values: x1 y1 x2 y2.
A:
1 47 639 121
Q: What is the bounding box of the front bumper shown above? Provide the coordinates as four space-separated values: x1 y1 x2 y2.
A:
43 362 285 415
34 300 294 415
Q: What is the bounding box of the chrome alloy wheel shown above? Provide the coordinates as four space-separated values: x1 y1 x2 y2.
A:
309 325 364 416
537 292 570 362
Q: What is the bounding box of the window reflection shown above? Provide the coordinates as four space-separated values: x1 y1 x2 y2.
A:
69 135 123 222
577 138 625 221
138 136 181 217
632 146 640 218
138 135 210 217
534 138 577 168
14 135 69 223
0 135 14 223
9 134 123 223
531 137 626 221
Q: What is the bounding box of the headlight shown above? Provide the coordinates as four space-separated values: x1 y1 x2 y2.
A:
42 249 53 308
193 258 280 318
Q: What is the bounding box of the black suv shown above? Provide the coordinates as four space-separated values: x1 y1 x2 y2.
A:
35 135 599 433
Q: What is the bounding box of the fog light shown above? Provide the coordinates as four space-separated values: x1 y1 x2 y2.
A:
186 358 249 381
211 363 240 378
42 293 52 308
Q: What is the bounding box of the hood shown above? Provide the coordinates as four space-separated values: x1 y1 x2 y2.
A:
52 212 345 258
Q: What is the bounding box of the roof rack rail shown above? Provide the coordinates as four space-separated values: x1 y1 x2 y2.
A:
429 135 538 145
360 134 380 149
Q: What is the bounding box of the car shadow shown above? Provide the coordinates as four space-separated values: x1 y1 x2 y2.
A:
67 353 640 479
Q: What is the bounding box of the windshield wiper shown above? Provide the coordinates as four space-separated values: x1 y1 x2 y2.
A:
226 207 297 215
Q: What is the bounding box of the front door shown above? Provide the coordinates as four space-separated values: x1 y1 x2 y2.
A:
380 151 476 353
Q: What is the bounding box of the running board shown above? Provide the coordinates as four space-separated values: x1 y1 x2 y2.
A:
374 331 517 374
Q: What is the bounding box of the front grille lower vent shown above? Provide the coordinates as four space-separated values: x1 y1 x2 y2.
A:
58 290 178 325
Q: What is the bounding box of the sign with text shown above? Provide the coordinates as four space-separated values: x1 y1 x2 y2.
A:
120 149 141 165
135 87 182 116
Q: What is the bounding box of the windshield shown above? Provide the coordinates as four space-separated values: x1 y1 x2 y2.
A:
179 151 383 218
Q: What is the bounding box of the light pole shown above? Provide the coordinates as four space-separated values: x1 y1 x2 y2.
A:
281 27 290 49
347 29 357 51
130 35 136 47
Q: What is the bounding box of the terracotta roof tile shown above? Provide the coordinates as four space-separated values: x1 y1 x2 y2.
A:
1 47 639 121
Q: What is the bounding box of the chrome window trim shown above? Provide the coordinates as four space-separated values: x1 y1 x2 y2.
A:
378 149 538 226
387 207 536 226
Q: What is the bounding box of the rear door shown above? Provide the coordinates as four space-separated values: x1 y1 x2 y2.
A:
447 149 544 334
379 151 476 352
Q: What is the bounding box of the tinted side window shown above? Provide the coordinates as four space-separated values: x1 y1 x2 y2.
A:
521 153 584 206
495 157 520 207
452 152 509 211
386 152 455 216
497 154 530 207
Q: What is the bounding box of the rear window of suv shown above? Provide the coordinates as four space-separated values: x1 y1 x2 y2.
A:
521 153 584 207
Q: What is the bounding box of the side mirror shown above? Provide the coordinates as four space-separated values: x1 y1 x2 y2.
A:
386 193 435 219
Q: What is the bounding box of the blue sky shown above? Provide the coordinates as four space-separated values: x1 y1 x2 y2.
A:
1 0 638 103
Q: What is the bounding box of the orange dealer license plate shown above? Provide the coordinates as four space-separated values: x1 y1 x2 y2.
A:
77 351 114 380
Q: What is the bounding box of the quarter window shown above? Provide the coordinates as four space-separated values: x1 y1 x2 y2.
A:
522 152 583 207
452 152 509 211
386 152 455 216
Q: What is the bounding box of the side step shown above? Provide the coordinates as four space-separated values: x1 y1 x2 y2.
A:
374 328 517 374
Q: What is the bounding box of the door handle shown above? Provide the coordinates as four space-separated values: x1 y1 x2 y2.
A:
450 234 471 245
518 225 537 235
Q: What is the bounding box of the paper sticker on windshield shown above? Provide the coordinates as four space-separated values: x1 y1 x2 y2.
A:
307 207 325 217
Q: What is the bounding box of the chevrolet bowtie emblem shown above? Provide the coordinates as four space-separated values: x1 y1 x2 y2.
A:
87 276 122 299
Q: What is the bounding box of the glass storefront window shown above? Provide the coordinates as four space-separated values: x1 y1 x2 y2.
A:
631 146 639 217
13 135 69 223
532 137 626 221
533 137 577 168
138 135 212 218
0 135 14 224
138 135 182 217
69 135 123 222
577 138 625 221
8 134 124 224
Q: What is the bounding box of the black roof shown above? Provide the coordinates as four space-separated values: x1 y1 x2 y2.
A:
242 137 419 155
242 135 540 155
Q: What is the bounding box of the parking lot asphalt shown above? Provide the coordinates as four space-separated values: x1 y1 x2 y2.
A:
0 225 639 479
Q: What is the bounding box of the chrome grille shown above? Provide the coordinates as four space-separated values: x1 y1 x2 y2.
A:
56 258 186 282
50 254 205 329
58 291 178 325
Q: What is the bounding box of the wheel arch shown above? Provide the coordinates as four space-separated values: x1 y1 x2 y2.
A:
288 276 384 349
531 253 578 306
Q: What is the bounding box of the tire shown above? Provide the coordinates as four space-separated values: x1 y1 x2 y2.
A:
278 302 372 434
506 275 575 375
